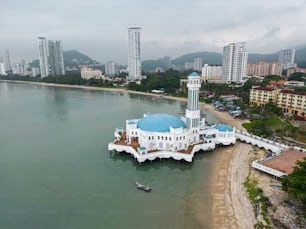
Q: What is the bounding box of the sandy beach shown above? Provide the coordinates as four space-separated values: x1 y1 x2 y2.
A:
1 80 255 228
202 104 255 229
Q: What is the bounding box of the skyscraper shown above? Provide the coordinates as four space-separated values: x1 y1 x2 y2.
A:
222 42 248 83
48 40 65 76
193 58 203 71
279 49 296 70
3 49 12 72
164 56 171 70
105 60 117 76
38 37 49 78
127 27 144 81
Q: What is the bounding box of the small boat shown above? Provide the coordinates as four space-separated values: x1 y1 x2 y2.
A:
136 182 151 192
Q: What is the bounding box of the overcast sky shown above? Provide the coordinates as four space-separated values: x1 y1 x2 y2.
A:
1 0 306 64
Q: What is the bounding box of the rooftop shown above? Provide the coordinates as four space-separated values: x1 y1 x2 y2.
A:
262 149 306 174
214 124 233 132
137 113 186 132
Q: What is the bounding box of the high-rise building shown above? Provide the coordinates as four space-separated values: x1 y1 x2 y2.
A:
222 42 248 83
164 56 171 70
48 40 65 76
0 62 6 75
279 49 296 70
127 27 144 81
247 62 282 77
201 64 223 81
3 49 12 72
105 61 117 76
193 58 203 71
38 37 49 78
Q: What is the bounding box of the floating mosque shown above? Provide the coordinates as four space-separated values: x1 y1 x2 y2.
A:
108 72 236 162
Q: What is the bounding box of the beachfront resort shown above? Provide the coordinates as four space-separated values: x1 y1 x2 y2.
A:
108 72 236 162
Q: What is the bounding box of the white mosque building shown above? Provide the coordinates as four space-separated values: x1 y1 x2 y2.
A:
108 72 236 163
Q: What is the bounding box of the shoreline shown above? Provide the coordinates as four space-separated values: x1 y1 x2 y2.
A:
1 80 254 228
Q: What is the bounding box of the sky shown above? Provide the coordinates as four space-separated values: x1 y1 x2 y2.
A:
1 0 306 64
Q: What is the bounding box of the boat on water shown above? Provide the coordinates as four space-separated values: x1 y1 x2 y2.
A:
135 182 151 192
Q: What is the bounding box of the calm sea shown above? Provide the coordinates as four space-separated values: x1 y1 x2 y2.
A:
0 82 220 229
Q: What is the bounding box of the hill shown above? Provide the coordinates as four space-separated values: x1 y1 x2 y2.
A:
30 50 99 68
63 50 98 66
140 47 306 71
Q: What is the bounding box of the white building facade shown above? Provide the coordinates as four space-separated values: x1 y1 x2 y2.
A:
127 27 144 81
105 61 117 76
38 37 49 78
222 42 248 83
201 64 223 81
81 67 103 80
3 49 12 72
48 40 65 76
279 49 296 70
193 58 203 71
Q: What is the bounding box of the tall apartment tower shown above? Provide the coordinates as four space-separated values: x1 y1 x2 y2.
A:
38 37 49 78
48 40 65 76
105 60 117 76
164 56 171 70
193 58 203 71
222 42 248 83
127 27 144 81
279 49 296 70
3 49 12 72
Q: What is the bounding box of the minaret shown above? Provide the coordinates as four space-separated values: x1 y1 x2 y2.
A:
186 72 201 138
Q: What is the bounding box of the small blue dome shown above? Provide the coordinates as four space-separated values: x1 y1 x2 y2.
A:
137 113 186 132
190 72 199 77
215 124 233 132
128 121 136 124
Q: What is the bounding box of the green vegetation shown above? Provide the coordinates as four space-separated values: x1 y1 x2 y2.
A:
127 69 186 94
282 158 306 209
243 117 282 137
244 176 272 228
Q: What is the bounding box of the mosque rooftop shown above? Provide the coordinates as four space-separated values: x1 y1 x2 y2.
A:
137 113 187 132
215 124 233 132
190 72 200 77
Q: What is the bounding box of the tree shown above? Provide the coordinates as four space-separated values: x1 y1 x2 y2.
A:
282 158 306 207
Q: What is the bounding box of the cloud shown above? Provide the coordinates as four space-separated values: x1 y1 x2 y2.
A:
1 0 306 63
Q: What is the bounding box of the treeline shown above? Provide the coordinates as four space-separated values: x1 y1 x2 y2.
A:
127 69 191 94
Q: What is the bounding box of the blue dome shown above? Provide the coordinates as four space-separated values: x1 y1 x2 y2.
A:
190 72 199 77
215 124 233 132
137 113 186 132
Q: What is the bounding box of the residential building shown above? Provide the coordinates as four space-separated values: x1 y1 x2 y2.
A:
279 49 296 70
287 67 306 77
277 90 306 117
247 62 282 77
249 87 279 106
184 62 194 70
2 49 12 72
81 67 103 80
0 62 6 75
105 61 117 76
250 86 306 117
284 81 305 88
38 37 49 78
222 42 248 83
163 56 171 70
201 64 222 81
127 27 144 81
193 58 203 71
48 40 65 76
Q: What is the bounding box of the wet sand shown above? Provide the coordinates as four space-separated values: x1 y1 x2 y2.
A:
1 80 255 228
202 104 255 229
